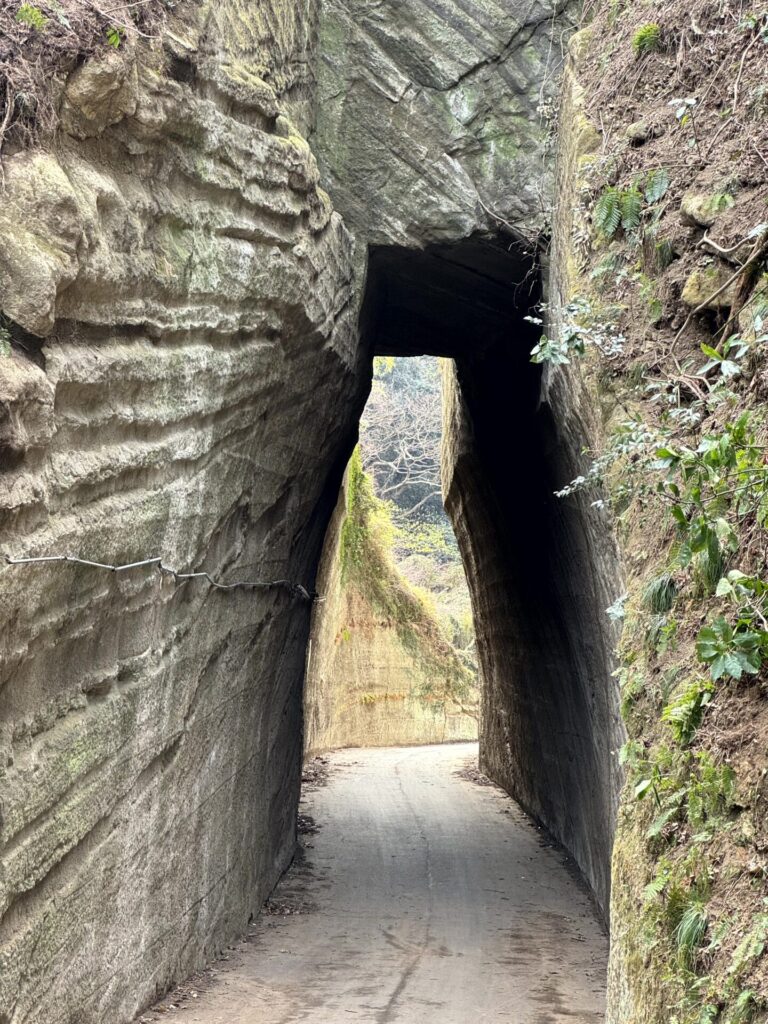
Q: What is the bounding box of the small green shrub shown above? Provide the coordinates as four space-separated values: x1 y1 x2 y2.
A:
593 173 666 240
675 901 708 967
619 666 645 720
632 23 662 56
106 25 124 48
530 296 626 365
657 619 679 656
643 573 676 613
662 678 714 745
693 541 726 597
696 616 763 681
688 753 735 831
15 2 48 29
698 1004 720 1024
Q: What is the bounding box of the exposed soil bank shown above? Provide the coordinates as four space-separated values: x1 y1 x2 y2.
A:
144 744 607 1024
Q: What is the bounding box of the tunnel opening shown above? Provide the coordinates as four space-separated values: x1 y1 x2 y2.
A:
340 232 622 918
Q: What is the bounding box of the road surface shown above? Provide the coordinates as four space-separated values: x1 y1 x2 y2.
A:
147 744 607 1024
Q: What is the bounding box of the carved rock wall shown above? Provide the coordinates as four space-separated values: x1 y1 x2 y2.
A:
440 327 624 918
313 0 622 917
313 0 574 250
0 4 368 1022
0 0 620 1020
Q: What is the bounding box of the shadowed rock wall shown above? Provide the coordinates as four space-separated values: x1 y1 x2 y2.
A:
441 341 624 917
350 229 624 916
0 5 368 1022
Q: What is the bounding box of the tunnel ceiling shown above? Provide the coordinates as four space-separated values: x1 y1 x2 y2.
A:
362 235 539 359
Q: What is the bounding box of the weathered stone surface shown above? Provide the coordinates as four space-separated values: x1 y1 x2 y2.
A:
439 29 624 918
313 0 577 250
305 465 478 755
534 27 625 918
680 191 734 228
0 151 84 336
681 262 739 308
0 356 55 469
0 0 606 1021
61 48 139 139
313 0 624 925
440 344 624 918
0 4 367 1023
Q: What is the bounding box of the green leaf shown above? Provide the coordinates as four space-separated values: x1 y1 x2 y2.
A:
728 569 749 582
700 343 721 361
594 188 621 237
644 167 670 204
715 517 738 552
635 778 654 799
717 652 745 680
671 505 687 528
646 804 680 838
619 187 643 231
720 359 741 377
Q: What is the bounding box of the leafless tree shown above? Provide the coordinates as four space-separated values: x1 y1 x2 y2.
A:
359 359 442 518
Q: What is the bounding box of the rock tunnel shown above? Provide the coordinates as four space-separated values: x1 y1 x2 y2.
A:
353 234 624 912
0 1 627 1020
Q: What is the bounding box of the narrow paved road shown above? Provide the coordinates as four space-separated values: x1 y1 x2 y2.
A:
158 744 607 1024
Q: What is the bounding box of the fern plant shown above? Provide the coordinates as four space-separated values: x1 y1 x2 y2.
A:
662 678 714 745
730 990 759 1023
594 187 621 237
645 167 670 203
620 186 643 231
593 172 669 239
643 863 670 902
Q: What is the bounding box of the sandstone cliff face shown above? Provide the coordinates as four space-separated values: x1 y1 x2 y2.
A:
0 5 367 1022
0 1 622 1020
304 458 477 755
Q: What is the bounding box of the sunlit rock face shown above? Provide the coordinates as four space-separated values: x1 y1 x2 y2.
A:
0 5 366 1022
304 466 478 756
